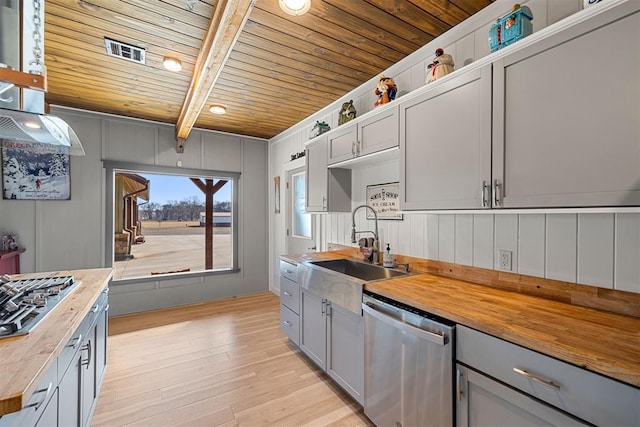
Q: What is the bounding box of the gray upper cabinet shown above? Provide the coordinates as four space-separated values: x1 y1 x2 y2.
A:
492 3 640 208
305 137 351 212
400 64 492 210
327 106 399 166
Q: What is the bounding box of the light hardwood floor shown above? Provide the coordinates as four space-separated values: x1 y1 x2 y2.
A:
92 292 372 427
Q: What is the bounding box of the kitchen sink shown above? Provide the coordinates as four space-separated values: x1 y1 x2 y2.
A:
308 259 407 281
298 258 409 315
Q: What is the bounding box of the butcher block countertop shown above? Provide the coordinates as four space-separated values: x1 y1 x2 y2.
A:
281 253 640 388
0 268 113 417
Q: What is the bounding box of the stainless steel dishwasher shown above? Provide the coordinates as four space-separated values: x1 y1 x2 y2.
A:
362 293 455 427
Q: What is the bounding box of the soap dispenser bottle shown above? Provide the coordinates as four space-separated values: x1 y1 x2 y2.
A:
383 243 394 268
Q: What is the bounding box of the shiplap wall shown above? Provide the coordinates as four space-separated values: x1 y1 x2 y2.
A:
322 161 640 294
268 0 640 295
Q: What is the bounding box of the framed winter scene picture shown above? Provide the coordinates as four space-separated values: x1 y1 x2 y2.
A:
2 140 71 200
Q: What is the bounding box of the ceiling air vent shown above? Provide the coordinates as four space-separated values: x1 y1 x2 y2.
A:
104 38 145 64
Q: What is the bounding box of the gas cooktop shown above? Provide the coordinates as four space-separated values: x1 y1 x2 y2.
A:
0 275 79 338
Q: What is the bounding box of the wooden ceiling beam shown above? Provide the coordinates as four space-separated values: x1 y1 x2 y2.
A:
175 0 256 153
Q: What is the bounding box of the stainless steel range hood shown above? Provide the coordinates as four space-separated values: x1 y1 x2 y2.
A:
0 107 85 156
0 0 85 156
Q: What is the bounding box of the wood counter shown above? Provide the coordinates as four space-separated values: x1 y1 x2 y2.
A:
0 268 113 416
281 252 640 388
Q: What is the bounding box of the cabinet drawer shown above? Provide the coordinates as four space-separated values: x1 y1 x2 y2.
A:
279 260 297 283
457 325 640 427
280 276 299 314
0 361 57 427
280 304 300 346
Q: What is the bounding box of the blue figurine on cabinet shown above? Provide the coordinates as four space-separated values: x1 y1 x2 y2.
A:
489 4 533 52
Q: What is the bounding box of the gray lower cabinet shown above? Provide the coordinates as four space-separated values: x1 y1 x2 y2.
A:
299 287 364 404
400 63 492 210
279 260 300 346
492 1 639 208
456 325 640 427
456 365 587 427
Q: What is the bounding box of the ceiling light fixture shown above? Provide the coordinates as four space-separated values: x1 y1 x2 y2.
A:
278 0 311 16
162 56 182 72
209 105 227 115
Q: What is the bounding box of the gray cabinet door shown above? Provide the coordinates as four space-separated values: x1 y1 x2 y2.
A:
456 365 588 427
95 303 108 389
305 137 328 212
327 124 357 165
401 64 492 210
492 5 640 208
58 351 82 427
34 389 58 427
300 288 327 370
326 302 364 405
81 324 97 427
358 106 398 157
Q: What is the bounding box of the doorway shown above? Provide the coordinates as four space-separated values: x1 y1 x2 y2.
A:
285 167 316 254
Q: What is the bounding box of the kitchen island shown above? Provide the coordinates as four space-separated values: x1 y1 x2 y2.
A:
0 268 112 419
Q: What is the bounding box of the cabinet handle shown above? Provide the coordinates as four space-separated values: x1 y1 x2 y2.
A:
91 304 99 314
81 339 93 368
25 382 52 410
103 287 110 295
283 291 292 296
456 368 464 401
321 300 326 316
104 303 110 312
356 140 361 156
322 196 327 210
513 367 561 390
282 269 294 274
67 333 82 349
493 179 502 206
352 141 356 156
283 320 292 326
481 180 490 207
325 302 332 317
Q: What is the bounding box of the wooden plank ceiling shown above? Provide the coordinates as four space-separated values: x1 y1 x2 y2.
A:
44 0 495 140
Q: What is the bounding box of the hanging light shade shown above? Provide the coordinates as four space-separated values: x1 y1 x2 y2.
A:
278 0 311 16
162 56 182 72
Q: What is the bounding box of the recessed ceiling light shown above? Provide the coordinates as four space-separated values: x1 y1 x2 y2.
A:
162 56 182 72
279 0 311 16
209 105 227 115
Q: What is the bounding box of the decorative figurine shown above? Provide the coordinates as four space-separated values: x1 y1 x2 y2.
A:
338 100 357 125
425 48 455 84
308 120 330 139
374 75 397 107
488 4 533 52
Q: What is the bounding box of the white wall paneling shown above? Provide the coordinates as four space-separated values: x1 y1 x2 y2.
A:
426 214 439 260
472 214 494 270
518 214 546 277
546 214 578 283
577 214 614 288
455 214 474 266
494 214 518 272
614 213 640 293
438 215 455 263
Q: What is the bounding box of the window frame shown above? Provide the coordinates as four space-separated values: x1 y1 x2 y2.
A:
104 161 240 283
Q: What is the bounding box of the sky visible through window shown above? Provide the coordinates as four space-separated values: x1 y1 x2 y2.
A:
140 173 231 205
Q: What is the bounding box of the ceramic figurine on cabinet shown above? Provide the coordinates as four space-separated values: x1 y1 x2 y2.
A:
488 3 533 52
338 99 357 125
308 120 330 139
426 48 455 84
374 75 397 107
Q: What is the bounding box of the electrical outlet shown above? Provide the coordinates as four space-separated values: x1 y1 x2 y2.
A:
499 250 512 271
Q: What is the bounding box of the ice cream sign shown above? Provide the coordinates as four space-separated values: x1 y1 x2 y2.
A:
366 182 402 220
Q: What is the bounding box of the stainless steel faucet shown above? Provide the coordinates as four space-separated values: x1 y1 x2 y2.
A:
351 204 379 263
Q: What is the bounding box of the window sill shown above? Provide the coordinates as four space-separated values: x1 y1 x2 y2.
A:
111 268 241 286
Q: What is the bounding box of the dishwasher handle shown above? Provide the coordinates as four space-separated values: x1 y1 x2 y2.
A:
362 302 447 346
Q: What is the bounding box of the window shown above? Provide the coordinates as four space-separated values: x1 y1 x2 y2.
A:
106 163 239 280
291 171 311 238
